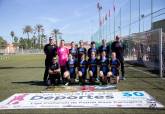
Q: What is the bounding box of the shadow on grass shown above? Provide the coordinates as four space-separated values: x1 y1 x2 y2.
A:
0 66 44 69
12 80 45 86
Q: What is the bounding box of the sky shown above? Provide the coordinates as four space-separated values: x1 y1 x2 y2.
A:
0 0 165 43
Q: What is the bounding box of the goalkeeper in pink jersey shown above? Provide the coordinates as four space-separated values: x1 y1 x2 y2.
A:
57 39 69 84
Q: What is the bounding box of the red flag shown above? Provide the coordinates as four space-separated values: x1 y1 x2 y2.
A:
109 10 111 17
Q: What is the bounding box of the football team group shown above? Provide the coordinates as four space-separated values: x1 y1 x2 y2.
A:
43 36 125 86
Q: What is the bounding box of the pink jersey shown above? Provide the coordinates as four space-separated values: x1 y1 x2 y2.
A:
57 47 69 66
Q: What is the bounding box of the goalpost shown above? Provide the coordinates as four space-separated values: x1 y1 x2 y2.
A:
122 28 164 78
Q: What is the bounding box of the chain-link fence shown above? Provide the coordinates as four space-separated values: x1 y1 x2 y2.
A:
0 48 43 55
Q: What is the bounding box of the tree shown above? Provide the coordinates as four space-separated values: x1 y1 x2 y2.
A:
23 25 32 48
10 31 15 43
52 29 62 46
35 24 43 48
0 36 7 48
23 25 32 41
13 36 19 47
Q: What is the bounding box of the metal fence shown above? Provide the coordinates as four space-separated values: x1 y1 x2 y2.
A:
122 28 164 77
0 48 43 55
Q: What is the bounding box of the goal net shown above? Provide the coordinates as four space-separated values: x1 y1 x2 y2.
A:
122 28 164 78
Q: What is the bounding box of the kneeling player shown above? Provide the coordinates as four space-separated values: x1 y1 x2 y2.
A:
88 51 98 84
99 51 111 84
109 52 120 84
77 53 88 85
48 57 61 85
64 54 77 85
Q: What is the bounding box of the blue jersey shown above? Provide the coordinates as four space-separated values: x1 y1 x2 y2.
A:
99 57 109 75
109 59 120 76
69 48 78 59
87 48 98 58
88 58 98 74
78 59 88 76
78 47 87 61
98 45 110 57
66 59 77 78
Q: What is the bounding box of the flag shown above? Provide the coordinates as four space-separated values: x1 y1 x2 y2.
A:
113 1 115 12
97 2 102 11
105 14 107 21
113 4 115 12
97 2 99 9
100 20 102 26
102 16 104 24
109 10 111 17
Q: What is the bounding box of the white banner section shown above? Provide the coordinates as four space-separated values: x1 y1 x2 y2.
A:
0 91 164 109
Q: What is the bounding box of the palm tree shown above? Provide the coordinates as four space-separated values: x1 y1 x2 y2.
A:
10 31 15 43
23 25 32 48
23 25 32 41
52 29 62 46
35 24 43 48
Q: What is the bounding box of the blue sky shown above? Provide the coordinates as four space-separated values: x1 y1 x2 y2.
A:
0 0 165 43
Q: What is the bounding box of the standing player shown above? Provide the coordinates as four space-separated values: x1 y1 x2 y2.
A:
99 51 111 84
48 57 61 86
77 53 88 85
57 39 69 84
109 52 120 84
111 36 125 80
69 41 78 59
64 54 77 85
98 39 110 58
77 40 87 61
43 37 57 84
87 41 98 59
88 51 98 84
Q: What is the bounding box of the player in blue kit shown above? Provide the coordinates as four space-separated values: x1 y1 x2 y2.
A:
77 40 87 62
87 41 98 59
88 51 98 84
63 54 77 85
69 41 78 60
77 53 88 85
109 52 120 84
99 51 111 84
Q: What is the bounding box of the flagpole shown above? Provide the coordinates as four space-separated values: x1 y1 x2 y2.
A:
129 0 131 36
139 0 141 32
106 18 108 41
97 1 102 42
113 1 116 39
151 0 153 29
105 14 108 40
109 10 111 40
119 8 121 36
102 17 104 40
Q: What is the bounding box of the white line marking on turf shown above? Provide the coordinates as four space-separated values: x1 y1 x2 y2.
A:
128 67 158 77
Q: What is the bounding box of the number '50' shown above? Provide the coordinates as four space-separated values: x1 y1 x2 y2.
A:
123 92 144 96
